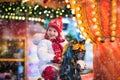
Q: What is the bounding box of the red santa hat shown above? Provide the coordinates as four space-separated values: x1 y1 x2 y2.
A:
48 17 63 33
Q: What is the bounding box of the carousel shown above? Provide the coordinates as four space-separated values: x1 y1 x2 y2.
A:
0 0 120 80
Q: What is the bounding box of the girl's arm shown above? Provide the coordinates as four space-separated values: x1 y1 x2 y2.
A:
37 40 55 63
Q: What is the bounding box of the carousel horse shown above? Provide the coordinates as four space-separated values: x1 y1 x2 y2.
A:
60 39 86 80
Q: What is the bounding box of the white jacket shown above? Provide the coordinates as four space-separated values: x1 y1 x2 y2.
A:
32 33 58 74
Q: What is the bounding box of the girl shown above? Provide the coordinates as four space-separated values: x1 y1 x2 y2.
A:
33 17 66 80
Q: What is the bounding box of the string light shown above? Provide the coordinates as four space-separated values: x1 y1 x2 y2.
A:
0 2 73 23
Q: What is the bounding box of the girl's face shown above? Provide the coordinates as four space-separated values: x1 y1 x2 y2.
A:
47 27 58 40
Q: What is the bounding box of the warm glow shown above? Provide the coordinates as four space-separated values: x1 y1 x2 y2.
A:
79 27 84 31
92 17 97 22
77 14 81 17
76 7 80 11
78 20 82 24
69 0 119 43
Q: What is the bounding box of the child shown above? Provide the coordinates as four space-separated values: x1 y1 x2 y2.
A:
32 17 66 80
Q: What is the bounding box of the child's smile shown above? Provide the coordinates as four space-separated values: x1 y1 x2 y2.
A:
47 27 58 40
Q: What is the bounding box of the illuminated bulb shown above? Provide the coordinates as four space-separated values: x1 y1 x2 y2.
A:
39 18 42 21
112 24 116 27
91 4 96 8
112 2 116 6
20 9 22 12
56 15 59 17
31 18 34 21
62 10 65 12
9 16 12 19
72 17 76 20
35 18 38 21
52 9 54 12
72 1 76 4
78 20 82 24
12 13 15 16
22 6 25 9
5 8 8 11
22 17 25 20
65 15 68 17
92 17 97 22
111 31 116 36
5 15 8 18
41 19 45 22
76 7 80 11
24 9 27 12
95 31 100 36
38 18 41 21
57 8 60 10
77 14 81 17
112 17 116 21
111 24 116 30
28 17 32 20
67 4 70 8
93 25 98 29
71 9 75 14
80 27 84 31
8 7 11 10
50 15 53 18
111 37 115 42
56 11 59 14
46 14 49 16
12 16 15 19
1 15 4 18
34 5 39 10
34 12 37 14
8 13 10 15
11 13 13 15
65 0 69 3
15 16 18 19
22 0 29 3
29 6 32 9
112 9 116 13
13 8 15 11
86 38 91 43
74 23 77 26
19 16 22 20
37 18 40 21
48 11 51 13
44 10 47 13
39 12 42 14
45 6 48 8
60 13 62 15
83 32 87 37
90 0 94 2
92 11 96 15
29 11 32 14
97 37 102 41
